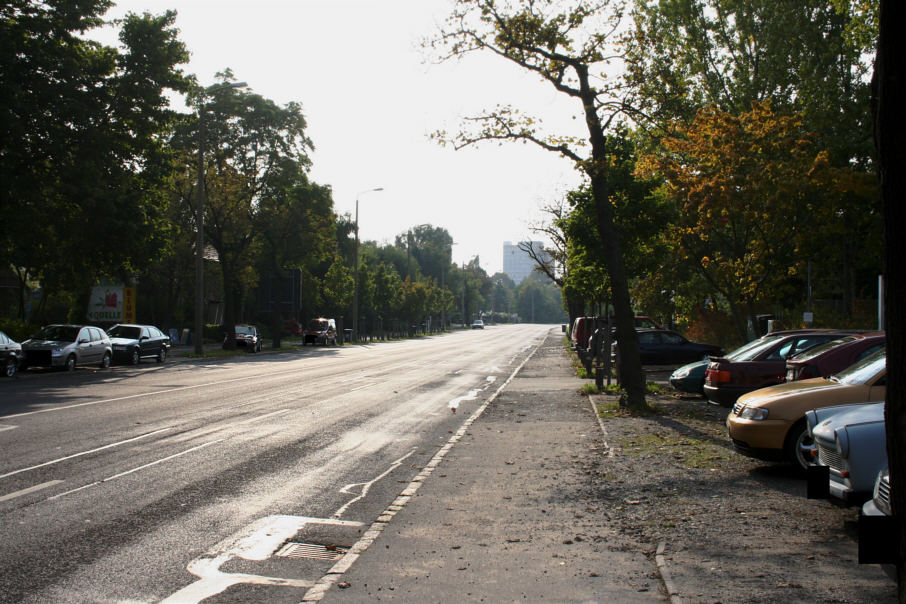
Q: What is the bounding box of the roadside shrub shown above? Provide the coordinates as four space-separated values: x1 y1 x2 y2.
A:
0 318 40 342
681 306 741 351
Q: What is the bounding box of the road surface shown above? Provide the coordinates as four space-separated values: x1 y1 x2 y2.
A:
0 323 553 603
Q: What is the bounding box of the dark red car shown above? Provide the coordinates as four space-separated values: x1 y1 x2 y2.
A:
703 329 857 407
784 332 885 382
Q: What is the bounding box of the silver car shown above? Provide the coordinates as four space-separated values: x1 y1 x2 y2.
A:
21 324 113 371
807 401 886 502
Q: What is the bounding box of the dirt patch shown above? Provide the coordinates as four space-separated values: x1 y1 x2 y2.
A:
585 390 896 603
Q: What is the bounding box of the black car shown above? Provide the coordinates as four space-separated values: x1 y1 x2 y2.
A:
615 328 723 365
107 323 171 364
225 324 262 352
0 330 22 377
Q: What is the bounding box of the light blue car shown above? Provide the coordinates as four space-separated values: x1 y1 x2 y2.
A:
806 402 886 502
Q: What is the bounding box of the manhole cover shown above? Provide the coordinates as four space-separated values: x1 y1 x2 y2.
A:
275 542 348 561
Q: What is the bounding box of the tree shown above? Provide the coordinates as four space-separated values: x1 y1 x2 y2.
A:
321 253 354 321
177 75 313 348
638 101 877 340
873 0 905 598
256 164 335 347
394 224 454 284
428 0 650 411
1 2 190 320
626 0 874 166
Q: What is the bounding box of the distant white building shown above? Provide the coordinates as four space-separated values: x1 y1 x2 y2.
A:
503 241 549 284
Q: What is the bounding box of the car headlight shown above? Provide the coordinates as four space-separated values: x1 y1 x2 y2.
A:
738 406 769 420
672 367 690 379
51 348 63 356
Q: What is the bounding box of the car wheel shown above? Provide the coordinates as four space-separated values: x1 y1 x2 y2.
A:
100 352 111 369
65 354 76 372
131 348 140 365
4 358 17 378
784 420 815 472
157 348 167 363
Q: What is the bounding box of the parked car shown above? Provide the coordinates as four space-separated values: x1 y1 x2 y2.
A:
615 328 722 365
670 335 774 395
225 324 262 352
862 466 891 518
21 324 112 371
785 333 885 382
727 349 886 471
704 329 855 406
302 318 337 345
472 319 484 329
0 330 23 377
807 401 887 502
570 316 595 352
107 323 171 364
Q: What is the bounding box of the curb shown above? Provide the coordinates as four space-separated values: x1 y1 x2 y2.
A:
300 337 545 601
586 392 682 603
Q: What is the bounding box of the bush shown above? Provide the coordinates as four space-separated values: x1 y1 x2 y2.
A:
0 318 40 342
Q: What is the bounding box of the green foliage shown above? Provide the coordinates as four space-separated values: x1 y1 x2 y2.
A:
626 0 874 165
322 254 354 317
638 101 879 339
1 3 190 321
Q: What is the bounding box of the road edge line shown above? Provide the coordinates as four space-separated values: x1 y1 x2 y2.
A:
300 334 546 601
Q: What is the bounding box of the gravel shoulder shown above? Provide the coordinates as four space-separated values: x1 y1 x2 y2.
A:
590 371 896 603
322 332 896 603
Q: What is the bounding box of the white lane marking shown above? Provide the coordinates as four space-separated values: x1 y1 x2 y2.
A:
0 480 63 503
0 424 17 432
486 375 498 384
237 409 290 425
160 516 364 604
304 338 546 601
1 364 315 420
334 450 416 519
47 439 223 500
350 382 377 392
448 389 479 413
0 427 172 480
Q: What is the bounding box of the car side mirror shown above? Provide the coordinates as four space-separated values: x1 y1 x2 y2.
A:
140 336 149 341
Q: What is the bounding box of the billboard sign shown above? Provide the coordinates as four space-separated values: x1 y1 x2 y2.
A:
87 286 135 322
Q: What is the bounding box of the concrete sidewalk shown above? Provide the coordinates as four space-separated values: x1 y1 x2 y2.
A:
317 329 663 602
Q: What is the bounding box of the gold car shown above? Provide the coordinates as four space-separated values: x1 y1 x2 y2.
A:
726 349 886 471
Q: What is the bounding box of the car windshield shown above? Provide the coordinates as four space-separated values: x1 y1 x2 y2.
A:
33 325 80 342
108 325 141 339
789 336 859 362
235 325 253 335
308 320 327 330
724 337 774 360
727 334 785 361
831 349 886 385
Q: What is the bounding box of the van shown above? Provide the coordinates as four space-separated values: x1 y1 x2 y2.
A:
303 318 337 345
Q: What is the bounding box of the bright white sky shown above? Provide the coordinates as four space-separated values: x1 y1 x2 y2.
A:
95 0 586 275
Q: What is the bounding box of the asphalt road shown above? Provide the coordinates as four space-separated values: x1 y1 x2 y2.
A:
0 323 552 603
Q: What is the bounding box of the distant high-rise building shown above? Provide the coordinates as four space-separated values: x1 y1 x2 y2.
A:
503 241 548 284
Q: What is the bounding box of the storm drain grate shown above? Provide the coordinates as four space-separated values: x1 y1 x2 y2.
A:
275 542 348 561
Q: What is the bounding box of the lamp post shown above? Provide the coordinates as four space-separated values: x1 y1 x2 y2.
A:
195 81 247 355
352 187 383 342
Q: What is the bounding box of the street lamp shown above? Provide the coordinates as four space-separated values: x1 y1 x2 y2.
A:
352 187 383 342
195 81 247 355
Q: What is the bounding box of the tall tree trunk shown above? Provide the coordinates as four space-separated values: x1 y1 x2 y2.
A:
577 66 648 412
874 1 906 599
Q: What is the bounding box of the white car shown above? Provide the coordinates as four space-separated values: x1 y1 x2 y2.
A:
471 319 484 329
